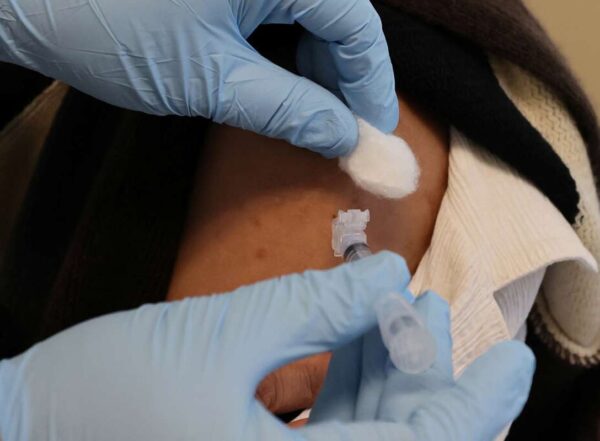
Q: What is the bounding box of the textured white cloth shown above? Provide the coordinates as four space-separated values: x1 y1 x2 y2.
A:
494 268 545 338
409 129 597 376
491 57 600 365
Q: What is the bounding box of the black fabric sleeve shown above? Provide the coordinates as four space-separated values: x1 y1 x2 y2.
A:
0 89 206 357
376 3 579 223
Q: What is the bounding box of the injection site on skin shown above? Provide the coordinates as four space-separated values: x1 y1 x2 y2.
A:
339 118 420 199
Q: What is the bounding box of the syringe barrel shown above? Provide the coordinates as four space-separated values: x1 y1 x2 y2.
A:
343 243 436 374
374 293 437 374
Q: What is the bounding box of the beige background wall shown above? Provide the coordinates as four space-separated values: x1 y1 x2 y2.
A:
525 0 600 111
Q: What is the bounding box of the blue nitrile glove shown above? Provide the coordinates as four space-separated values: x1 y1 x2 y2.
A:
307 291 536 441
0 251 415 441
0 0 398 156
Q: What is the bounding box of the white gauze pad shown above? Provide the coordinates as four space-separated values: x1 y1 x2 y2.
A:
339 118 420 199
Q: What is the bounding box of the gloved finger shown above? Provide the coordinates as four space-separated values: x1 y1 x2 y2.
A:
231 251 410 381
295 29 399 137
299 420 415 441
411 341 536 441
216 46 358 157
286 0 398 133
376 291 453 423
296 32 341 99
256 353 331 414
353 327 388 420
308 338 363 424
312 292 414 424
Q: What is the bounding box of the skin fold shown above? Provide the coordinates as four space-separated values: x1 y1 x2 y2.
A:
167 93 449 416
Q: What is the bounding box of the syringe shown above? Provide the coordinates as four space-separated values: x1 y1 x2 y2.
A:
332 209 436 374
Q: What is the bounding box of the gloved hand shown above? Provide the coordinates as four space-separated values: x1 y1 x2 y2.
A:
0 0 398 156
0 252 414 441
308 291 536 440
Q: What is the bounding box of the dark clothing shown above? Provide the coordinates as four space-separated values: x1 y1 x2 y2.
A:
385 0 600 182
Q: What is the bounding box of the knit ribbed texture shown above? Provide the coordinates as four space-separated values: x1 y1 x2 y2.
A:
492 58 600 365
494 268 545 338
409 129 596 376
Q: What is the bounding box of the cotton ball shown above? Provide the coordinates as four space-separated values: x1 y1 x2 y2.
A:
339 118 420 199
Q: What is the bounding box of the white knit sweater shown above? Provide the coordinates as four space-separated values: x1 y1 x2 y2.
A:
409 127 596 375
493 57 600 366
405 57 600 375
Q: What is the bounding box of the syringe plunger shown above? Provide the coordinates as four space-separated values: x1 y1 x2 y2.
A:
374 293 437 374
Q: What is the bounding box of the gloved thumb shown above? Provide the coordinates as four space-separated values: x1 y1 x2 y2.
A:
214 46 358 158
412 341 536 441
229 251 411 380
